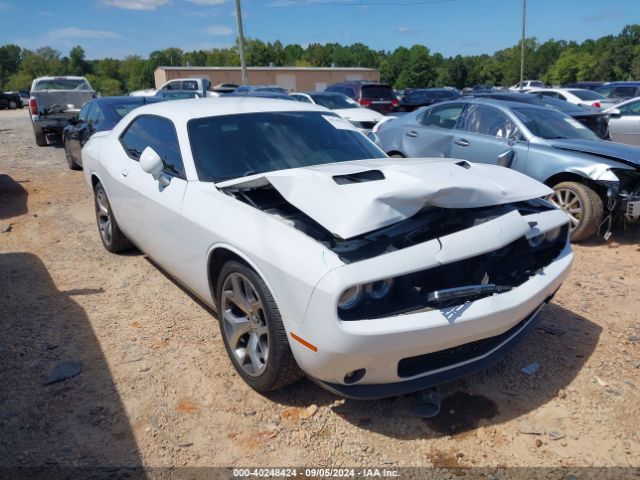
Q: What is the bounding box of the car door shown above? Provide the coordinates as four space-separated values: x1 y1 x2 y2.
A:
110 115 188 273
69 103 93 162
609 99 640 146
400 103 466 157
449 104 527 168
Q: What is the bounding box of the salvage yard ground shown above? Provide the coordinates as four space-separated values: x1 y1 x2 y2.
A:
1 108 640 473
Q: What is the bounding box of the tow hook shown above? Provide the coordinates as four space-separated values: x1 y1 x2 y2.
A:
412 389 442 418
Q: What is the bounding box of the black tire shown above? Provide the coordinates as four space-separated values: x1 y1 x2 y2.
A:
64 137 81 170
551 181 603 242
33 126 47 147
93 182 132 253
8 99 17 110
389 152 405 158
216 261 303 392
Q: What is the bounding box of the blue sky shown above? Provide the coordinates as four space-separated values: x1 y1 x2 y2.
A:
0 0 637 59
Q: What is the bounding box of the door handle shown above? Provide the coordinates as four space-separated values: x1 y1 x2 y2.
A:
405 130 418 138
454 139 470 147
120 169 129 177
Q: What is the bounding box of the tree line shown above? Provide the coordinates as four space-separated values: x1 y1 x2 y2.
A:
1 24 638 95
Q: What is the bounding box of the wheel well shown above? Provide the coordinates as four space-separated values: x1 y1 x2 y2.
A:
544 172 608 201
91 175 100 190
207 248 249 306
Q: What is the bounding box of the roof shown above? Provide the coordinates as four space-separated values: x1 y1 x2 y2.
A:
156 66 378 72
122 96 330 125
94 96 164 105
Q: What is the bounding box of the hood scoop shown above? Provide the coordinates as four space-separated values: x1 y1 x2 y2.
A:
221 158 552 239
333 170 385 185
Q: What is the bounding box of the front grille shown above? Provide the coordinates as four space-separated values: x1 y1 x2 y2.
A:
358 121 377 130
397 310 536 378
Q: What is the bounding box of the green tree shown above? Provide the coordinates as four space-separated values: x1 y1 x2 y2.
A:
0 44 22 88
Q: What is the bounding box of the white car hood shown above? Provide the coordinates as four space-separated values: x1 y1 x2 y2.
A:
219 158 553 239
333 108 384 122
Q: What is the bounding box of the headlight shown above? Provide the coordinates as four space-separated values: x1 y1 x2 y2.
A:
339 278 394 310
366 278 394 299
338 285 364 310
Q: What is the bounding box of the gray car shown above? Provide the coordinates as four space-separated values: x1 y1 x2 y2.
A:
374 98 640 241
606 97 640 147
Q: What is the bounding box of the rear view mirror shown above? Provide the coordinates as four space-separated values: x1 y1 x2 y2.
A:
608 108 622 119
140 146 170 187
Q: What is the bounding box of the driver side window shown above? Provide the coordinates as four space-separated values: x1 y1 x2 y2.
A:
461 104 515 139
619 100 640 116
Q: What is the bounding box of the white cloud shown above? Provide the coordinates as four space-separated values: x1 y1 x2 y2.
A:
187 0 226 4
101 0 170 10
205 24 233 36
49 27 123 39
396 26 419 34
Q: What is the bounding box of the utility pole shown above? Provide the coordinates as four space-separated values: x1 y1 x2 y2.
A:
519 0 526 89
235 0 248 85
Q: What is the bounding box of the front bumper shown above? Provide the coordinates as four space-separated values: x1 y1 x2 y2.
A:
287 209 573 398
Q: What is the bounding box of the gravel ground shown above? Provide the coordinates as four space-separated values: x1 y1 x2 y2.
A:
1 108 640 476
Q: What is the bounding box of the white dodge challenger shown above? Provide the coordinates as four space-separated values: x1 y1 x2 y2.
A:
83 97 573 399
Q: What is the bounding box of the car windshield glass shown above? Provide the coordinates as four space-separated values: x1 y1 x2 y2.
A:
513 107 599 140
34 79 91 90
310 94 358 109
188 111 386 182
361 85 393 100
569 90 605 101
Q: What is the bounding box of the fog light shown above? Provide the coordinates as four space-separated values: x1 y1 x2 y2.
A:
366 278 394 299
338 285 363 310
344 368 366 384
544 226 561 242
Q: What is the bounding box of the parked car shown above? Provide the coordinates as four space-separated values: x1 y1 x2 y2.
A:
0 90 22 110
373 98 640 241
398 88 461 112
18 90 30 107
82 97 572 398
226 91 294 101
290 91 383 133
213 83 239 94
561 81 605 91
29 76 96 146
325 81 398 114
63 96 165 170
154 90 203 100
232 85 289 95
527 87 618 109
509 80 545 92
596 82 640 101
605 97 640 146
130 77 218 98
467 92 611 139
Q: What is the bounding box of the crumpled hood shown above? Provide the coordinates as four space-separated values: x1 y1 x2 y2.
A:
219 158 552 239
548 139 640 169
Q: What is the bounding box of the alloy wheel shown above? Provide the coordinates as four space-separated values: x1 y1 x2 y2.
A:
549 187 582 231
220 272 269 377
95 189 113 246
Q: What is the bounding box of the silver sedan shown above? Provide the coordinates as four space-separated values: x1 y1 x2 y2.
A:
606 97 640 146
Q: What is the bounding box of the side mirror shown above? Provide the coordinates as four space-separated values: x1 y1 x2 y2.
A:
608 108 622 119
497 147 515 168
140 146 170 187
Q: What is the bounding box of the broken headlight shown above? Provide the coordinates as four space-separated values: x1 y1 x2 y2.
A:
338 278 394 311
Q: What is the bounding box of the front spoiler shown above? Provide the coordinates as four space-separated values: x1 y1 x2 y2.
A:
312 300 549 400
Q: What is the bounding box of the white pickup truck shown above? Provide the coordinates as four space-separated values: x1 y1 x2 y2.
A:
29 76 96 146
129 77 218 97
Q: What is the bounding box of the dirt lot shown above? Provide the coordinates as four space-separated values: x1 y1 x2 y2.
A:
1 108 640 476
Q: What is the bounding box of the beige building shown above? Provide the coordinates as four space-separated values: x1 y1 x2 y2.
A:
154 66 380 92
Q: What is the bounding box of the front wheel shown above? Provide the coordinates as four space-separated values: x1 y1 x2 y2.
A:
549 181 603 242
216 261 303 392
94 182 132 252
8 99 17 109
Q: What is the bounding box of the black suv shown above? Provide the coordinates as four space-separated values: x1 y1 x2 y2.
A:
0 90 22 110
325 81 397 114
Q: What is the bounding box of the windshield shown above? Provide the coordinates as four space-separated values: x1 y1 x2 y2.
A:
188 111 386 182
310 94 358 109
110 102 149 118
361 85 394 100
513 107 599 141
569 89 605 101
34 78 91 91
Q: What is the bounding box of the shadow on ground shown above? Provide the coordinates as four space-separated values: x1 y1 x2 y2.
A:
0 252 145 478
265 303 601 440
580 222 640 248
0 174 28 219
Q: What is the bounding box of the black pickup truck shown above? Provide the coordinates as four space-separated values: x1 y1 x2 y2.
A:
0 90 22 110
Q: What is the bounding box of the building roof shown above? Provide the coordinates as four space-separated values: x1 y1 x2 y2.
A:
157 66 378 72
